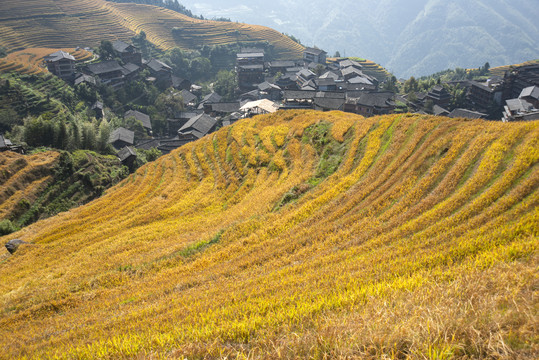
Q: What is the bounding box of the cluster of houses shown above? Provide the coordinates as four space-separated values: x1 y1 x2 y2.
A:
41 42 539 167
45 41 187 91
429 64 539 121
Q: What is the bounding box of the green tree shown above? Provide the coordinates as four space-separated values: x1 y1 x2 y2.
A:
54 121 68 149
97 119 112 153
155 89 185 118
213 70 237 101
449 85 467 110
382 75 398 93
189 57 212 81
408 91 418 103
403 76 418 94
0 108 20 132
98 40 115 61
165 47 189 78
424 99 434 114
132 31 151 58
80 121 97 150
75 83 98 104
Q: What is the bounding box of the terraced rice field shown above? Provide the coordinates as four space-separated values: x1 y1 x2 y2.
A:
489 59 539 77
0 48 93 75
0 151 60 221
0 111 537 359
0 0 304 60
0 0 134 51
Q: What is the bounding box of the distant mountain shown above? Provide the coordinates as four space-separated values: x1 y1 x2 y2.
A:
191 0 539 77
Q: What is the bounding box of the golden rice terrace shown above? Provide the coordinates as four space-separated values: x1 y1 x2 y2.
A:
0 0 304 59
0 111 538 359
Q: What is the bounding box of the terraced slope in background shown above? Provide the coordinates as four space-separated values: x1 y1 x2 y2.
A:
489 59 539 77
0 0 304 59
0 48 93 75
0 112 537 359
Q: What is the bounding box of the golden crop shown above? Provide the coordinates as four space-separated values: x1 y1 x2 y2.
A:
0 111 537 359
0 48 93 75
0 0 304 59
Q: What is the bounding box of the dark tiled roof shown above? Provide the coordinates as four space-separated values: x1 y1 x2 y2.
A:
125 110 151 130
315 78 336 87
87 60 124 75
0 134 7 148
505 98 533 112
315 91 345 99
113 40 131 53
341 67 364 78
172 76 190 88
44 50 75 62
351 92 395 108
283 90 316 100
519 85 539 100
158 138 192 153
320 71 340 80
304 47 327 56
470 81 493 93
109 127 134 145
208 102 240 113
74 74 96 86
339 59 362 69
433 105 450 116
117 146 137 162
258 81 281 91
180 89 197 104
285 67 302 73
179 113 217 137
269 60 296 68
448 108 487 119
314 97 345 110
240 89 260 100
146 59 172 73
122 63 140 74
347 76 373 85
135 139 161 150
202 92 222 103
297 69 316 78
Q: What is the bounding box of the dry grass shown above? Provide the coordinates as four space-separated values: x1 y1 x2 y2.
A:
0 111 537 359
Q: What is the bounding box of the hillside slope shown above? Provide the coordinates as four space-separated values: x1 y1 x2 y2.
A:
0 0 303 59
0 150 127 230
1 111 538 359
